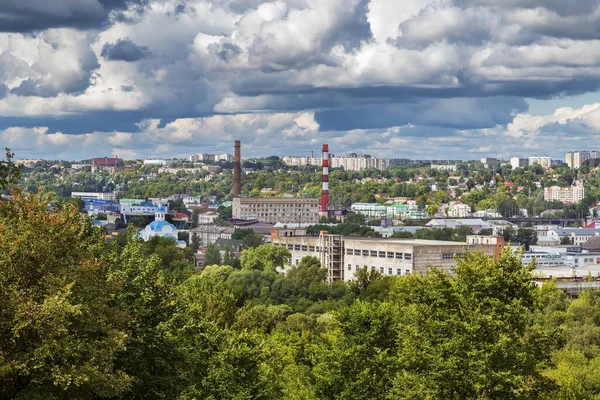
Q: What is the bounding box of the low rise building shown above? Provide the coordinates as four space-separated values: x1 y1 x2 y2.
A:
548 228 600 246
92 157 122 173
71 191 116 201
271 230 500 281
189 226 235 247
447 202 471 218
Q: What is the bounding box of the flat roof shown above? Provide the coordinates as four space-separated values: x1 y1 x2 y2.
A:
344 237 471 246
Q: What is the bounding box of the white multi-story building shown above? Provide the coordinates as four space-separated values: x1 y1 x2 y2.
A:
431 164 457 171
232 197 320 224
510 157 528 169
529 156 552 169
271 230 501 280
144 159 167 165
71 192 116 201
447 202 471 218
282 152 389 171
544 180 585 204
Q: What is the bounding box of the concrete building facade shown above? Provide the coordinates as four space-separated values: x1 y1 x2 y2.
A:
528 156 552 169
271 231 500 281
543 180 585 204
232 197 320 224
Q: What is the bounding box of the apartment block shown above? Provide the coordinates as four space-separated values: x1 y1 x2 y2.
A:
232 197 320 224
528 156 552 169
543 180 585 204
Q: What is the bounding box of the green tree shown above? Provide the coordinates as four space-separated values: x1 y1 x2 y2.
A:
243 232 264 248
240 244 290 271
205 243 221 266
389 249 552 399
0 148 20 191
0 190 130 398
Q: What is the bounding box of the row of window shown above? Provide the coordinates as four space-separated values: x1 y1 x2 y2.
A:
348 264 411 276
345 248 412 260
442 253 464 260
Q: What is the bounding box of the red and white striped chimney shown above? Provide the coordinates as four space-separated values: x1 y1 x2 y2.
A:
321 144 329 212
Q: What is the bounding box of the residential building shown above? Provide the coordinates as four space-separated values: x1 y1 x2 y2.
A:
92 157 122 173
189 226 234 247
232 197 320 224
143 159 167 165
480 157 500 167
282 152 389 171
431 164 457 171
528 156 552 169
196 211 219 225
15 159 42 169
71 191 116 201
548 228 600 246
564 151 597 169
510 157 527 169
271 230 500 280
447 202 471 218
544 180 585 204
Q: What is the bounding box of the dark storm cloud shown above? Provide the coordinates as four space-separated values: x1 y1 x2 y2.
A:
101 38 150 62
0 0 139 32
453 0 599 16
315 97 528 132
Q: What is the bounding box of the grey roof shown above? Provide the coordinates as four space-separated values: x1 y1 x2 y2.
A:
553 228 600 236
583 236 600 251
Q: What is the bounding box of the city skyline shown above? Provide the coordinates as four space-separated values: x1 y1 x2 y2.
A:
1 1 600 160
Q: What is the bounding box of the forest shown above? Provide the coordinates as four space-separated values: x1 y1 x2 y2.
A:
0 189 599 399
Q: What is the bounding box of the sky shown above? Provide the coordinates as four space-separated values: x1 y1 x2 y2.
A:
1 0 600 161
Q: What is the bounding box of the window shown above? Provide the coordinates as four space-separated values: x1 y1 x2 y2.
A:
370 250 377 257
309 246 315 252
354 249 361 256
387 252 394 258
346 248 353 255
379 251 386 257
380 267 384 274
301 245 308 251
294 245 300 251
406 269 410 275
388 268 393 275
396 269 401 275
442 253 453 260
405 253 412 260
348 264 352 271
295 259 299 265
395 252 402 259
287 244 293 250
362 250 369 256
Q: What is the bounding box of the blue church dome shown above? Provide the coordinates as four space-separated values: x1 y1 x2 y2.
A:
147 220 176 231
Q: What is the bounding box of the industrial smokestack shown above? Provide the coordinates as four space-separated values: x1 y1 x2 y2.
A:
234 140 241 197
322 144 329 212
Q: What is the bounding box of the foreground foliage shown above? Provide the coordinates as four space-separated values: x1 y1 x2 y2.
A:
1 191 600 399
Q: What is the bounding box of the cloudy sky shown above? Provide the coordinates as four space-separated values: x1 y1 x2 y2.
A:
1 0 600 161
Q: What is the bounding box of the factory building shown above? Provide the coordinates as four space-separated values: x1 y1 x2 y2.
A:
271 229 502 281
232 197 320 224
